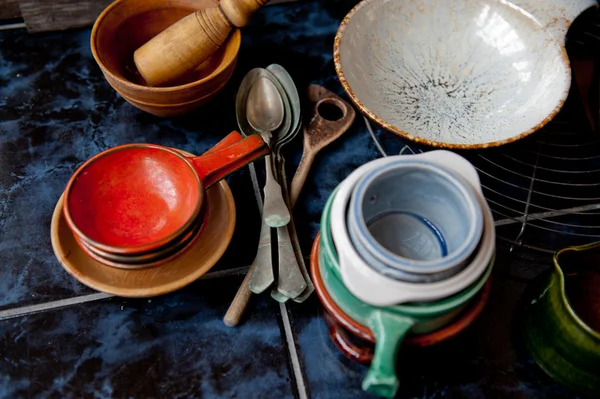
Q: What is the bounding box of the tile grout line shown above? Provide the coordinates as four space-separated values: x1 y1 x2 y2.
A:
0 293 113 321
0 266 250 321
247 163 310 399
280 302 309 399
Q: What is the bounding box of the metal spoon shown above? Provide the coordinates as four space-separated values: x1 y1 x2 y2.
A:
244 76 287 295
246 77 291 228
245 73 305 298
265 64 314 303
246 75 305 299
237 69 295 296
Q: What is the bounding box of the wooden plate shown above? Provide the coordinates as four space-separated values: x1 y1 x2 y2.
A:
50 180 236 297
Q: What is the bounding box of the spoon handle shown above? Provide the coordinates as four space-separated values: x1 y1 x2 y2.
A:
263 153 291 227
247 213 275 294
274 154 315 302
276 224 307 299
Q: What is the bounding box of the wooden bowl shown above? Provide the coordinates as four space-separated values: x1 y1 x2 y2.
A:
90 0 241 117
113 77 232 117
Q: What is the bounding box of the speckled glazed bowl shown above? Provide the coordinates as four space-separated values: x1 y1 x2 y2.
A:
508 0 597 41
333 0 595 149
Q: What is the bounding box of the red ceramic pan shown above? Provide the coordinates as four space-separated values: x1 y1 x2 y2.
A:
63 131 268 255
68 131 239 268
74 200 208 269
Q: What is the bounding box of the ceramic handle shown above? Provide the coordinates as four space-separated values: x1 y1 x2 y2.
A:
247 216 275 294
324 312 374 364
206 131 244 153
190 133 269 189
507 0 597 42
363 311 414 399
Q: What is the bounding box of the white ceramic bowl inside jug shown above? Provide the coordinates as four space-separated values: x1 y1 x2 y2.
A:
330 151 495 306
333 0 596 149
345 159 484 283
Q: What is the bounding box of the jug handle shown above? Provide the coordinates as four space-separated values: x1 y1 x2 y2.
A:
363 310 415 398
189 132 269 189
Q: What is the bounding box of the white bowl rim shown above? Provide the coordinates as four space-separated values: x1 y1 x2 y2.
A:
348 159 484 273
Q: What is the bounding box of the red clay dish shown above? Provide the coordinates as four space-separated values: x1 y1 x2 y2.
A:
63 131 268 256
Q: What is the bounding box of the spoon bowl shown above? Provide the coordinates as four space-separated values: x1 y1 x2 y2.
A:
236 68 293 140
267 64 302 148
246 77 285 135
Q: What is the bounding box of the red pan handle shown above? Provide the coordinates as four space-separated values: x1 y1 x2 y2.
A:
189 132 269 189
205 131 244 154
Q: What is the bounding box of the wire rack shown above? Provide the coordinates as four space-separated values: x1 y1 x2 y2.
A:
365 7 600 255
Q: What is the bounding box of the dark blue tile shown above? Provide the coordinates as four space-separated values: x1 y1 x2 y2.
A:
0 276 293 399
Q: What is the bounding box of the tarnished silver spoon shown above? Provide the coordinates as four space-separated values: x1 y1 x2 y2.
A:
246 77 290 228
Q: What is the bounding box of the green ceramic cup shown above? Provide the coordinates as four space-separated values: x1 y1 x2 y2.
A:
319 186 494 398
524 241 600 397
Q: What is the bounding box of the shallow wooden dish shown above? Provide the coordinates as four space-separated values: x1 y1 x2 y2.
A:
90 0 241 117
51 180 236 297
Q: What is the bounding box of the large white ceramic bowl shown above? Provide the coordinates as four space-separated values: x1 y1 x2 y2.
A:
330 151 496 306
334 0 572 149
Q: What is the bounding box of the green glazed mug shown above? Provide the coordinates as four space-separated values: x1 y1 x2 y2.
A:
319 185 494 398
524 241 600 397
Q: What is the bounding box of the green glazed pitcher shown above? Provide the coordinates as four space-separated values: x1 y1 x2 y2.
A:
524 241 600 397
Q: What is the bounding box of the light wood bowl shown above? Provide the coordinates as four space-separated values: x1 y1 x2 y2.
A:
50 180 236 297
90 0 241 117
114 76 232 117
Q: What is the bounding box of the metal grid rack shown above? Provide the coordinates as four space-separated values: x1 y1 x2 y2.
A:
366 7 600 255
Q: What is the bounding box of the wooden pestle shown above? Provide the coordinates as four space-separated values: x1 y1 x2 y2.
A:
133 0 268 87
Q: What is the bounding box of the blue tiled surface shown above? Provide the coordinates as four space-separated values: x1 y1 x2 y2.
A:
0 276 293 398
0 0 595 397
